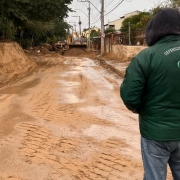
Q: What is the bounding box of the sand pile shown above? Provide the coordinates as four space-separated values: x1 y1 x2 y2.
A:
64 48 97 59
64 48 86 56
0 42 37 87
102 52 115 60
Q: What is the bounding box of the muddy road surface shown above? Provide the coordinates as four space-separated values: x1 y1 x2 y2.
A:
0 56 172 180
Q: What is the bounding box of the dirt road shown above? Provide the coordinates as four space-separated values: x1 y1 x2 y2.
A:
0 56 172 180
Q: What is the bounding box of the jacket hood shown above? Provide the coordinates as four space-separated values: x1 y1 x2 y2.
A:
146 8 180 46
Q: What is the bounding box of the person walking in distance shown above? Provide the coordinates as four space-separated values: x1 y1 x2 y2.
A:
120 8 180 180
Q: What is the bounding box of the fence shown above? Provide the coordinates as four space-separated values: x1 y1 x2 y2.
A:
92 28 146 53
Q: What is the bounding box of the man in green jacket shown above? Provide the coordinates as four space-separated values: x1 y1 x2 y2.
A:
120 8 180 180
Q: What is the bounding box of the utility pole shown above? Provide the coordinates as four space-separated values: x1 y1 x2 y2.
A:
69 21 76 33
74 23 77 32
77 0 91 49
101 0 105 55
88 1 90 49
79 18 82 35
128 22 131 45
72 16 82 35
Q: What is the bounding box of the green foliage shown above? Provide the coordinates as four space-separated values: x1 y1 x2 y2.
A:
120 12 152 45
0 17 15 40
160 0 180 7
90 29 100 39
0 0 73 47
121 12 151 32
46 35 57 44
53 19 71 41
170 0 180 7
104 27 116 34
149 6 164 16
83 28 88 32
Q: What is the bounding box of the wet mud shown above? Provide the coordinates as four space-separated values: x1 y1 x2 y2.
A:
0 56 173 180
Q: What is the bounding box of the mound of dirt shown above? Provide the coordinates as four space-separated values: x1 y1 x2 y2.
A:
31 53 65 67
25 45 54 56
41 43 51 50
64 48 97 59
0 42 37 87
102 52 115 60
64 48 86 56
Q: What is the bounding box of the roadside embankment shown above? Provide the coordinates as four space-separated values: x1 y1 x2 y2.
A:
0 42 37 87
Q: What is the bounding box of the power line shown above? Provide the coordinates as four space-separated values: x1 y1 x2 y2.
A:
75 9 88 17
105 0 120 12
81 1 101 13
91 17 100 24
91 10 100 20
106 0 116 7
82 2 88 7
105 0 124 16
75 0 125 27
83 17 89 25
89 1 100 13
74 1 101 27
82 21 89 29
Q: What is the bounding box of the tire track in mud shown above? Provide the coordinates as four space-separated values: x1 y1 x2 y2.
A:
0 59 141 179
15 59 143 179
18 122 143 180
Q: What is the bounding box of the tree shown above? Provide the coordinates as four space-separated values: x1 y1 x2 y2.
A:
0 0 73 47
90 29 100 40
53 19 71 41
168 0 180 7
121 12 151 32
104 27 116 34
120 12 152 45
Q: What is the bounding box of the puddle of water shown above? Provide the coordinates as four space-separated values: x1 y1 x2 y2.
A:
0 78 40 94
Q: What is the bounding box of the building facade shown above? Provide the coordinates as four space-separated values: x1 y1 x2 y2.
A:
82 27 100 38
107 10 140 30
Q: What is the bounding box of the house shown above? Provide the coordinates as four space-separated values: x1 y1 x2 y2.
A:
82 27 100 38
107 10 141 30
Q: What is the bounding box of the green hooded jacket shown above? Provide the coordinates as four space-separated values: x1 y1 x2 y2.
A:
120 35 180 141
121 8 180 141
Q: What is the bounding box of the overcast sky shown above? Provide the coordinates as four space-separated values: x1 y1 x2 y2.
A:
66 0 165 31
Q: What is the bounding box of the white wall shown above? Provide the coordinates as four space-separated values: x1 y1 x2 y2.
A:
112 45 147 61
108 10 140 30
